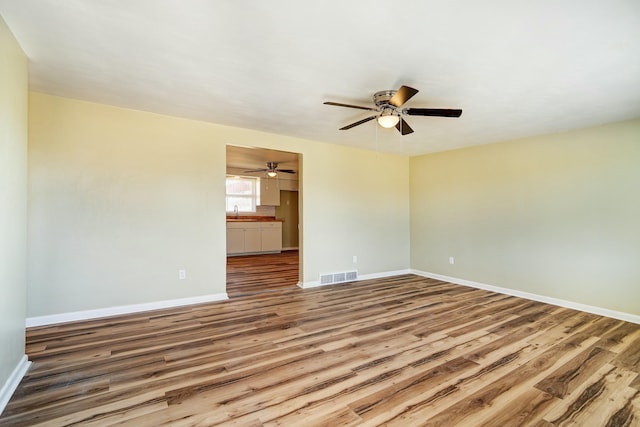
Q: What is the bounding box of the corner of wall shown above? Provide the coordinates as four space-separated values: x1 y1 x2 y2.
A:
0 14 29 415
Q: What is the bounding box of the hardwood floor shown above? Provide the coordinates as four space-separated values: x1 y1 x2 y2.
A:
226 250 299 297
2 274 639 426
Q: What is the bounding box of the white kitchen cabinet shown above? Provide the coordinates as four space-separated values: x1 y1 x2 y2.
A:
226 222 262 254
227 221 282 255
245 227 262 252
261 222 282 252
259 178 280 206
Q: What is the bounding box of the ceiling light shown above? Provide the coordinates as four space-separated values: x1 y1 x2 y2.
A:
377 113 400 129
267 171 277 178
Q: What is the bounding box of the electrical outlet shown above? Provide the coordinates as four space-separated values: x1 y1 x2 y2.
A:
353 255 358 263
449 257 455 265
178 269 186 280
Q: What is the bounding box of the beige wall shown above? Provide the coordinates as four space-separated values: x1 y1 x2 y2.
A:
28 93 228 316
410 119 640 316
0 16 28 393
30 86 639 321
28 93 411 317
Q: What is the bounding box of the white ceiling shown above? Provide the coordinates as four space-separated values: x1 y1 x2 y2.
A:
1 1 639 156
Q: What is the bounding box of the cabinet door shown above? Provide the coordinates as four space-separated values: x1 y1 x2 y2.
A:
259 178 280 206
227 228 245 254
261 223 282 252
244 228 262 253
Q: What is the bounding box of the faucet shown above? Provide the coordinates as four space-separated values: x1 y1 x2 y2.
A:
233 205 239 219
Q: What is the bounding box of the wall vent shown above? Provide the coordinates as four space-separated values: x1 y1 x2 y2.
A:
345 271 358 281
320 274 333 285
319 270 358 286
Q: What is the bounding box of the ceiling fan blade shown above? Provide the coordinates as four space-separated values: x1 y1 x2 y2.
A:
324 101 378 112
389 86 419 107
339 115 377 130
395 118 414 135
405 108 463 117
276 169 296 174
243 169 267 173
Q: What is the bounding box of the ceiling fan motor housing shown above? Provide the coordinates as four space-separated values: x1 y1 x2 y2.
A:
374 90 399 118
374 90 396 108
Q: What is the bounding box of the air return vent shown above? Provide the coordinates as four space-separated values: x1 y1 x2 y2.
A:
319 270 358 286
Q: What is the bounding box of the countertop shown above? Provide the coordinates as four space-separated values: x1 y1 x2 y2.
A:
226 216 284 222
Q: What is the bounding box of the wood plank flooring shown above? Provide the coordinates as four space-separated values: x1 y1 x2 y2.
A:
226 250 299 297
2 274 639 426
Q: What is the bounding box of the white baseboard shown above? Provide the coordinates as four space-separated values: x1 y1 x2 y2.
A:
412 269 640 325
299 269 412 289
359 269 412 281
26 293 229 328
0 355 30 416
298 280 321 289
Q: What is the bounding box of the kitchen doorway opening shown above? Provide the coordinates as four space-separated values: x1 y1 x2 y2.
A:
225 145 302 297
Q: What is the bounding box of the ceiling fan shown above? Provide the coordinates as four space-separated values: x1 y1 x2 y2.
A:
244 162 296 178
323 85 462 135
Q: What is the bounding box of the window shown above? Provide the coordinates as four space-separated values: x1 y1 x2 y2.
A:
226 175 260 213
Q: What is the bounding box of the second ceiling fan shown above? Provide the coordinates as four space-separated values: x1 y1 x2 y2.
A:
324 85 462 135
244 162 295 178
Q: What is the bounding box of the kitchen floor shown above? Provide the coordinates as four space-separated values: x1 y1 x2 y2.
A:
226 250 299 297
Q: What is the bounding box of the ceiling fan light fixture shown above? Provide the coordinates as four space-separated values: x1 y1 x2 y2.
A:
377 113 400 129
267 171 277 178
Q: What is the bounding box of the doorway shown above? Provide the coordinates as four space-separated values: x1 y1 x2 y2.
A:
225 145 301 297
275 190 298 250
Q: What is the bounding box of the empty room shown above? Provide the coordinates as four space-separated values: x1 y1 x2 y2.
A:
1 1 639 426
